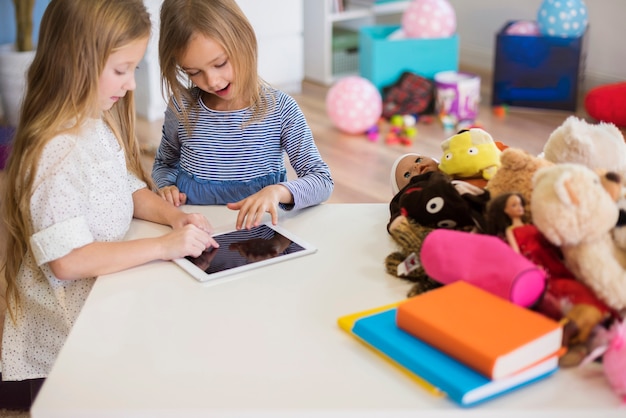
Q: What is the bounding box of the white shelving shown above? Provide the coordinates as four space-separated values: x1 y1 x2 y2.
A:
303 0 408 85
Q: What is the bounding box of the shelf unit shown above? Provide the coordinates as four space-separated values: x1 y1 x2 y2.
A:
303 0 409 85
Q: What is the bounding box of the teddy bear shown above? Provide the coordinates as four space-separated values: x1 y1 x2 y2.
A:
387 170 490 233
542 115 626 182
438 128 502 188
531 163 626 313
485 147 553 223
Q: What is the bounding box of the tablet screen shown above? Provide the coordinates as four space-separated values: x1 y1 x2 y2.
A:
174 223 316 283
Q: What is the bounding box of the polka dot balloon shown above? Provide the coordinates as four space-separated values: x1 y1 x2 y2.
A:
402 0 456 39
537 0 588 38
326 76 382 135
506 20 541 36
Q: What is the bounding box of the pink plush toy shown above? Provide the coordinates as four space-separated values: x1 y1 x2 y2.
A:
419 229 547 307
582 320 626 403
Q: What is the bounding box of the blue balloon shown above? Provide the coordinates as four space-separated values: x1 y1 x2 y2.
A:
537 0 588 38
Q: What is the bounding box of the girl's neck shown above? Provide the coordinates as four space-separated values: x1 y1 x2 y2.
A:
201 90 248 111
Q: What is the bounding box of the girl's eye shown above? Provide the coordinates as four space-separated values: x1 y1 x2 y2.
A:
187 71 200 77
216 61 227 68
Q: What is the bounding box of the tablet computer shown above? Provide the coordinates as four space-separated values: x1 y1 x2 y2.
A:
173 222 317 283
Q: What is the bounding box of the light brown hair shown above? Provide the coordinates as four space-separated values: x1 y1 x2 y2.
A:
159 0 272 130
1 0 152 321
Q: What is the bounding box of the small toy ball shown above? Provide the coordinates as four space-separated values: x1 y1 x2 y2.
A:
493 105 508 118
506 20 540 36
402 0 456 39
326 76 382 135
366 125 379 142
537 0 588 38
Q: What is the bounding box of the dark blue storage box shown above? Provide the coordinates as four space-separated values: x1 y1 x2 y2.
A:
491 21 588 111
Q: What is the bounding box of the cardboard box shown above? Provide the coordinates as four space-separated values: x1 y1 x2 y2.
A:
492 21 588 111
359 25 459 92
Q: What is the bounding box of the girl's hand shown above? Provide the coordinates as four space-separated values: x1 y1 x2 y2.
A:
171 212 219 249
158 185 187 207
226 185 291 230
160 224 216 260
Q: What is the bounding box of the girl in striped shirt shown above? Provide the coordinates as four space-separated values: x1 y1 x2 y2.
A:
154 0 334 230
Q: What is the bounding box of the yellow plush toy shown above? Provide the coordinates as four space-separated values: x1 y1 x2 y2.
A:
439 128 502 183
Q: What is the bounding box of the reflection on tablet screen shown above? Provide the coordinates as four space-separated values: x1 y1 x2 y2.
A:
185 224 306 275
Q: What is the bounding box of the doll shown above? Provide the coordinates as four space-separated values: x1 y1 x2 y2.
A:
485 192 618 365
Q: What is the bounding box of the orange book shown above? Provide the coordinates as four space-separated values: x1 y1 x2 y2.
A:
396 281 563 380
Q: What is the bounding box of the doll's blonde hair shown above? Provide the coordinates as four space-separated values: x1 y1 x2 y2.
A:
1 0 152 322
159 0 273 131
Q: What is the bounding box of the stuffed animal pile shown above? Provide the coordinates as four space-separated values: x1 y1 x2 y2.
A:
385 116 626 399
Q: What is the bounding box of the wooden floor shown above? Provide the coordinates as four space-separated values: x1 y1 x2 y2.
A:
137 77 589 204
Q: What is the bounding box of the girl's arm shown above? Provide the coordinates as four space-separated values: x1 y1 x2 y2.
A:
152 100 183 189
48 224 212 280
279 94 334 209
48 188 219 281
131 187 209 231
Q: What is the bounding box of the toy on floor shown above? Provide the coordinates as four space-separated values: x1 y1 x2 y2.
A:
326 76 382 135
385 114 417 146
584 82 626 128
381 71 434 119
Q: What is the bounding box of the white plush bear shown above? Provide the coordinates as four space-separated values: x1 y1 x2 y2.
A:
542 115 626 182
531 163 626 312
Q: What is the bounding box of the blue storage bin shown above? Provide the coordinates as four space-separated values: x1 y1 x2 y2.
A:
491 21 588 111
359 25 459 92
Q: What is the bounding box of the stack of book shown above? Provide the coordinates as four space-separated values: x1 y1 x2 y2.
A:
338 281 563 407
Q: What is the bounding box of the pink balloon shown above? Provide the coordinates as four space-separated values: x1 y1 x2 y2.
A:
326 76 382 135
402 0 457 38
506 20 540 36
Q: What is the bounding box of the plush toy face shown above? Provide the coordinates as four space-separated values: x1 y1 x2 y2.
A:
531 163 619 246
397 171 485 230
542 116 626 182
438 129 501 180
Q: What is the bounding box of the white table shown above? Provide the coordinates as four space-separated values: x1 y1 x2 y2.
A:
31 204 623 417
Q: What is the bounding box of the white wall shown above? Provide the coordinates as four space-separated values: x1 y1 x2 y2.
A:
448 0 626 89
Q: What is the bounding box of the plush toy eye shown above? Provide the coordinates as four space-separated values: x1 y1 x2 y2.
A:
444 153 452 160
426 197 444 213
437 219 458 228
467 147 478 155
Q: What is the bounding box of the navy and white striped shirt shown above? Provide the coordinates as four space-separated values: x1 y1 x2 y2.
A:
152 86 333 209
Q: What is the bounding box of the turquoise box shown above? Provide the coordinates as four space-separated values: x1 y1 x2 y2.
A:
359 25 459 92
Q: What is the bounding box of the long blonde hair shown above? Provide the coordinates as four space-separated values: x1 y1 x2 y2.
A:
159 0 273 131
1 0 151 321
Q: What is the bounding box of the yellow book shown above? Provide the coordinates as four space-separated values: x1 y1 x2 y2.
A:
337 301 444 397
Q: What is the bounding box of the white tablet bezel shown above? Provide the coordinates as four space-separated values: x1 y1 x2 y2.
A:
173 222 317 283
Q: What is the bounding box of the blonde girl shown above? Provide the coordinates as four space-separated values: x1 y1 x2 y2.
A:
0 0 218 402
154 0 334 229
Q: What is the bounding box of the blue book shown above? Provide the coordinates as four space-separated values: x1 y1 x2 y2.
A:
339 307 559 407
